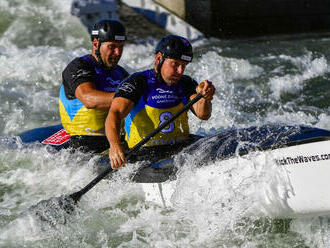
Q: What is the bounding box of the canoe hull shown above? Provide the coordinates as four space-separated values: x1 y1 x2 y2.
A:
139 139 330 218
16 123 330 217
19 124 70 150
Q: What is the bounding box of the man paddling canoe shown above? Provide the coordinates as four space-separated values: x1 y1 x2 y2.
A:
106 34 216 169
59 20 129 153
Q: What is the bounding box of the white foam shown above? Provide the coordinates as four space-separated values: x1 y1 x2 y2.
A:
264 110 318 126
316 113 330 130
0 1 330 245
269 52 329 99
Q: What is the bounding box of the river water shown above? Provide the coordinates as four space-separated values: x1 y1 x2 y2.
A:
1 0 330 247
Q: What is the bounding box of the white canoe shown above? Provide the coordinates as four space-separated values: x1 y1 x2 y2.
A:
139 138 330 218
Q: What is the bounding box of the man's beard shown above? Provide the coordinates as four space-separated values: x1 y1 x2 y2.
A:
104 57 120 68
167 75 181 85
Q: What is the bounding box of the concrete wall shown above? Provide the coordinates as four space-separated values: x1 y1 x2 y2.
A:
121 0 204 41
185 0 212 35
209 0 330 38
154 0 185 19
159 0 330 38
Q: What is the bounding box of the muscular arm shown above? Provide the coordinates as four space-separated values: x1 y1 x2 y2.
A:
75 82 114 109
105 97 134 169
190 93 212 120
64 56 129 109
190 80 215 120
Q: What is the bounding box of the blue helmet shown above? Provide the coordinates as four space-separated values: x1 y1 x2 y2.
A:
91 19 126 42
91 20 126 67
155 35 193 63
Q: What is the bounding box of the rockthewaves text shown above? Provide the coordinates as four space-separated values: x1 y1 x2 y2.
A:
275 153 330 166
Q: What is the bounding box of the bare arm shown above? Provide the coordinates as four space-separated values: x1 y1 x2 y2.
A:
75 82 115 109
105 97 134 169
191 80 215 120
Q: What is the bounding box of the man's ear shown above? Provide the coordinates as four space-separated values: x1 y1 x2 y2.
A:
155 53 162 72
92 39 99 49
155 53 162 65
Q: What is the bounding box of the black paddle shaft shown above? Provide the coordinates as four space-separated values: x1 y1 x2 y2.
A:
69 93 204 202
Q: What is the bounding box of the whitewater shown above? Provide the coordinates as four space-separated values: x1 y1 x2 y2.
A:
1 0 330 247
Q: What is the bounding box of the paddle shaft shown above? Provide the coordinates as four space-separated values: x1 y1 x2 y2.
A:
69 93 204 202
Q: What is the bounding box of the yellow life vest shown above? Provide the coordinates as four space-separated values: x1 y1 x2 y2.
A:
123 69 192 149
59 55 127 136
125 102 190 148
59 85 108 136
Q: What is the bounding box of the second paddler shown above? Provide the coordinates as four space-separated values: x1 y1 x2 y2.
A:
105 34 216 169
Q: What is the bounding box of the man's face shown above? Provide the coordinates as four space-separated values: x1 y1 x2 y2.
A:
98 41 124 68
160 58 188 86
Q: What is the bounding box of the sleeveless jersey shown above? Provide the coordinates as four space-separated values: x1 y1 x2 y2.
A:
59 55 128 136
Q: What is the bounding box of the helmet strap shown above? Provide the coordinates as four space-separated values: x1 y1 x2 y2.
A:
156 55 165 82
95 41 105 67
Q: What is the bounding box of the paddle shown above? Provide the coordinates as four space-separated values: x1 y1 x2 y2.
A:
31 93 203 224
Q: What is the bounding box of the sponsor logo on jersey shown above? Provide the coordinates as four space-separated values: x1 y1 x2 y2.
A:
106 77 121 86
156 88 173 94
119 82 136 93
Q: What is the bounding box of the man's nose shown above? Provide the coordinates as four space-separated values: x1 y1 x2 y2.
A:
114 48 122 55
177 65 185 74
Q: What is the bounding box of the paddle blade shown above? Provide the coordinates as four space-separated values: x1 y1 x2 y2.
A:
30 195 76 225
